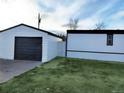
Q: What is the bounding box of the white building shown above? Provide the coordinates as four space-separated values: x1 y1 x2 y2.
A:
0 24 64 62
66 30 124 62
1 24 124 63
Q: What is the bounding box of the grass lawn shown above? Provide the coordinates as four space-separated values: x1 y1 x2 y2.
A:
0 57 124 93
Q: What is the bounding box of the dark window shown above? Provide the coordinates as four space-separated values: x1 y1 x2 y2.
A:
107 34 113 46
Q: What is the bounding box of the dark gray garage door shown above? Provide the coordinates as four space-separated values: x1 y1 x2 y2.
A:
14 37 42 61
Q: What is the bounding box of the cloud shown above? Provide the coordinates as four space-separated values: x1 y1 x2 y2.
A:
107 10 124 29
77 0 119 29
112 11 124 20
0 0 88 33
39 0 119 31
37 0 88 32
0 0 124 33
0 0 39 30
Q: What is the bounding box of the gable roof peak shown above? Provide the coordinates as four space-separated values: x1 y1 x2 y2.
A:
0 23 62 39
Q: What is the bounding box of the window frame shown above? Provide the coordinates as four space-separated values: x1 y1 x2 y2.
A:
107 34 113 46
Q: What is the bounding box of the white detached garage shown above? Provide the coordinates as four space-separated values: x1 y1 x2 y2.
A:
66 30 124 62
0 24 63 62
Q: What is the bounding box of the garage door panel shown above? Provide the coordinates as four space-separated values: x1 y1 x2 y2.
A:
15 37 42 61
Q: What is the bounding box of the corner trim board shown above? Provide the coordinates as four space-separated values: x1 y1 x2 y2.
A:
65 32 68 57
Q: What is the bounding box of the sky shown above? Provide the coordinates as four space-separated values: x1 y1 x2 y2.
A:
0 0 124 33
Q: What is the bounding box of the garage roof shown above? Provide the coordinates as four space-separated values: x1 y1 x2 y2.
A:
67 30 124 34
0 23 62 39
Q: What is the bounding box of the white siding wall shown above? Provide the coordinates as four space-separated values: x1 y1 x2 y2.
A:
0 25 48 62
58 42 65 57
67 34 124 62
47 35 63 61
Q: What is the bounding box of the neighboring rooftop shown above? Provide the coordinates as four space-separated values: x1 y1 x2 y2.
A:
67 30 124 34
